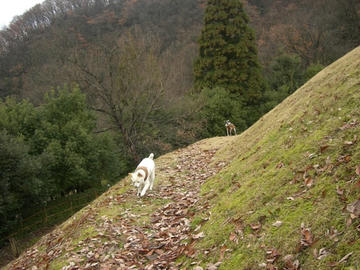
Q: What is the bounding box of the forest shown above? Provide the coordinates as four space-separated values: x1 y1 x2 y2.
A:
0 0 359 251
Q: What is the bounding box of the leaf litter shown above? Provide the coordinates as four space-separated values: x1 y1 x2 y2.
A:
7 145 228 270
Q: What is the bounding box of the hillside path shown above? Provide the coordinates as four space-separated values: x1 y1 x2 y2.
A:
7 140 232 270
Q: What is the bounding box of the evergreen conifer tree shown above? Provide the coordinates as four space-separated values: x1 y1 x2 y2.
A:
194 0 264 110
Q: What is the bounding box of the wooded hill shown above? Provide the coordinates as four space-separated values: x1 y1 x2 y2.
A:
5 45 360 270
0 0 359 262
1 0 359 100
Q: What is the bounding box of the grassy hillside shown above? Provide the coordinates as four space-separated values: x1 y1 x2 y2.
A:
4 46 360 270
180 46 360 269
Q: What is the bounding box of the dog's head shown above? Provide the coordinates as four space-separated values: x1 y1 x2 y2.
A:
129 171 145 187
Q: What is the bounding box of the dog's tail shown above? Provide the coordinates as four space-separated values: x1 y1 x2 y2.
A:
149 153 154 160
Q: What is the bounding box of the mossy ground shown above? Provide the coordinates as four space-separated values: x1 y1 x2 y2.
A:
179 46 360 269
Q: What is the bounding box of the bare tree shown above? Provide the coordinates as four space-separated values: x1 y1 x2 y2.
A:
68 29 166 161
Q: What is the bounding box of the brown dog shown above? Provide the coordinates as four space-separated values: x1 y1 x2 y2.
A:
225 120 237 136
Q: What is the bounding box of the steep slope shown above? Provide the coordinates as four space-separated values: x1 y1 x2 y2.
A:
4 46 360 270
4 137 237 270
179 46 360 269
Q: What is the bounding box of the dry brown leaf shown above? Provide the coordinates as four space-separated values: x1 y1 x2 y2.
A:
219 245 227 261
272 221 283 227
346 216 353 227
300 224 314 248
346 200 360 216
304 177 314 188
192 232 205 239
207 262 221 270
285 259 300 270
338 252 353 263
229 232 237 242
276 162 285 169
336 186 344 196
356 165 360 176
250 223 262 231
304 230 312 243
155 249 164 255
320 145 329 153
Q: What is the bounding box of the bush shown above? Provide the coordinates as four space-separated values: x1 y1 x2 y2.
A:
0 86 125 240
0 131 43 236
199 88 247 137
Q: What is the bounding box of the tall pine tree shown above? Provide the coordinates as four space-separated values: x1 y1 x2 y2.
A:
194 0 264 111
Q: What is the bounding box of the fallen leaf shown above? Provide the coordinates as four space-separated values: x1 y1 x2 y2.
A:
229 232 238 243
300 224 313 248
272 221 283 227
207 262 221 270
320 145 329 153
219 245 227 261
338 252 353 263
282 254 294 262
276 162 285 169
192 232 205 239
304 177 314 188
285 259 300 270
304 230 313 244
250 223 262 231
346 200 360 217
346 216 352 227
155 249 164 255
327 262 338 267
356 165 360 176
317 248 328 260
336 186 344 196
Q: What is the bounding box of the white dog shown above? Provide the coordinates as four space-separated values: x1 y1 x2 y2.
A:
129 153 155 197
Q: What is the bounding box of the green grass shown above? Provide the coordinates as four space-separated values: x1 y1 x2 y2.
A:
180 46 360 269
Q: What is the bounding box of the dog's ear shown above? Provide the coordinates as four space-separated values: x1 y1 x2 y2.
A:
137 172 143 178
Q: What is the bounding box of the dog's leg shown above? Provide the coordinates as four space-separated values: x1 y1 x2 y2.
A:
150 170 155 190
140 181 150 197
234 127 237 135
137 185 142 197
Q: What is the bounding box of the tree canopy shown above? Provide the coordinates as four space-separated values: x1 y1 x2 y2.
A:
194 0 264 105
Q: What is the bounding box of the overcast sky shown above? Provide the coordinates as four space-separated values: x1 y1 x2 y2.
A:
0 0 45 29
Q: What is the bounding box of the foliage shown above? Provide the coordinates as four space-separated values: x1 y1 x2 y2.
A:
262 54 324 111
267 54 304 95
304 63 324 81
198 88 247 137
0 131 43 236
33 87 100 193
194 0 263 95
0 86 124 241
194 0 265 128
